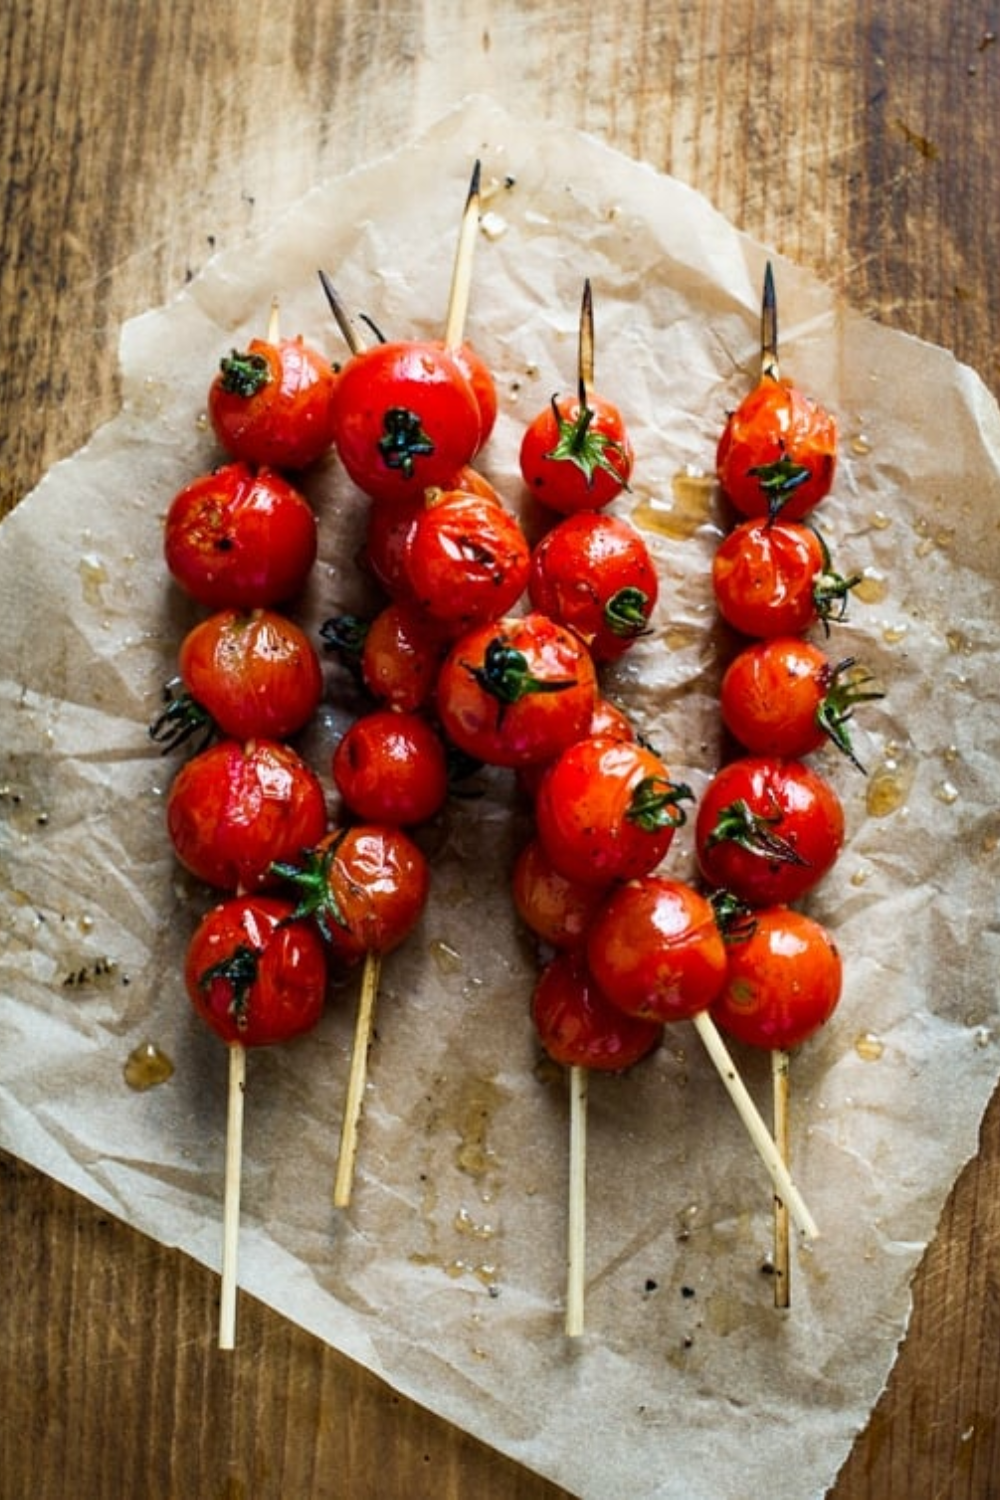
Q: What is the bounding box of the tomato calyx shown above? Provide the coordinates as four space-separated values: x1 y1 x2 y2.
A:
808 524 862 632
377 407 435 477
707 887 758 944
197 941 261 1031
545 381 630 490
463 638 577 722
319 613 369 680
217 349 271 399
604 585 653 641
747 450 812 521
625 775 694 832
706 796 809 867
270 836 350 946
149 678 215 755
816 658 885 771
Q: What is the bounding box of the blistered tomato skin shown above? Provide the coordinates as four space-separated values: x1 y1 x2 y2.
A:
712 518 827 638
164 463 318 609
176 608 323 742
531 949 662 1071
711 905 843 1050
716 377 837 522
185 894 328 1047
208 336 339 471
511 838 612 951
404 490 532 631
528 511 658 663
586 878 728 1024
166 738 328 891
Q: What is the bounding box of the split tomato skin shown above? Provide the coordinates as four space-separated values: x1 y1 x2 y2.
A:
695 755 845 907
177 607 323 742
435 612 598 769
531 949 662 1071
520 390 633 514
528 511 658 662
586 878 728 1024
166 738 328 891
185 894 328 1047
332 709 449 826
716 376 837 522
534 735 691 887
208 335 339 472
330 340 483 503
404 489 532 631
164 462 318 609
711 905 842 1050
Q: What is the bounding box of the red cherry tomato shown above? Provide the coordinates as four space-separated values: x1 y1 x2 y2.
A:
535 734 693 887
166 738 328 891
712 518 858 638
520 389 633 514
361 491 425 600
586 877 728 1024
359 600 451 712
333 709 449 825
528 511 658 662
710 905 842 1050
695 755 844 907
273 824 430 965
430 342 498 448
716 376 837 522
207 335 339 471
531 949 662 1071
164 462 318 609
185 894 327 1047
511 838 612 951
330 340 483 503
435 612 598 769
515 692 636 800
404 489 531 631
720 637 881 768
154 607 323 746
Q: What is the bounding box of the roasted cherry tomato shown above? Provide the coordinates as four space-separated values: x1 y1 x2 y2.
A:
330 340 483 503
515 692 636 800
716 375 837 523
166 738 328 891
531 949 662 1071
333 709 449 825
430 341 498 448
528 510 658 662
164 462 318 609
358 600 451 712
695 755 844 907
435 612 598 769
273 824 430 965
586 877 728 1024
184 893 328 1047
720 636 882 769
520 388 633 515
535 734 693 887
712 517 859 638
511 837 612 951
151 607 324 750
208 335 339 471
404 489 531 631
710 905 842 1050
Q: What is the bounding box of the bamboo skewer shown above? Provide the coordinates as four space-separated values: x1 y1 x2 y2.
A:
565 1064 589 1337
772 1047 792 1307
443 159 482 352
219 1040 247 1350
333 951 382 1208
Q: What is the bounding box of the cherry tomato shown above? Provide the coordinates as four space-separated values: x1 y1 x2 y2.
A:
531 949 662 1071
273 824 430 965
430 341 498 447
716 375 837 522
164 462 318 609
511 837 612 951
528 511 658 662
720 637 882 768
359 600 451 712
207 335 339 471
515 692 636 800
710 905 842 1050
695 755 844 907
361 491 425 600
151 607 323 748
185 894 327 1047
166 738 328 891
333 709 449 825
712 517 858 638
535 734 693 887
404 489 531 630
520 389 633 514
586 877 728 1024
330 340 483 503
435 612 598 769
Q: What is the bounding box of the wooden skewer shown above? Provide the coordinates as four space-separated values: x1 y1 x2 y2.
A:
692 1011 818 1241
218 1039 247 1350
442 159 482 352
760 260 780 381
333 950 383 1208
577 277 595 394
565 1064 588 1337
772 1047 792 1307
318 269 368 356
266 294 281 346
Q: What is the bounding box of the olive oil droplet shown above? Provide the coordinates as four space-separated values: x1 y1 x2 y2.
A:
123 1041 175 1091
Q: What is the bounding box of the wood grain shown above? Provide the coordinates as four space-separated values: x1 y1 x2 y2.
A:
2 2 999 1496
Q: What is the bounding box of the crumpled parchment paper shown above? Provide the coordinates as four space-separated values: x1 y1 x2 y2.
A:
3 96 1000 1500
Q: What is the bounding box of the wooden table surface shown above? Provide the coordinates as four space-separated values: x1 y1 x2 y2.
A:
2 3 999 1496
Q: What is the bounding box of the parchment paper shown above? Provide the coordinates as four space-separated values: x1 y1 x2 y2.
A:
3 96 1000 1500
